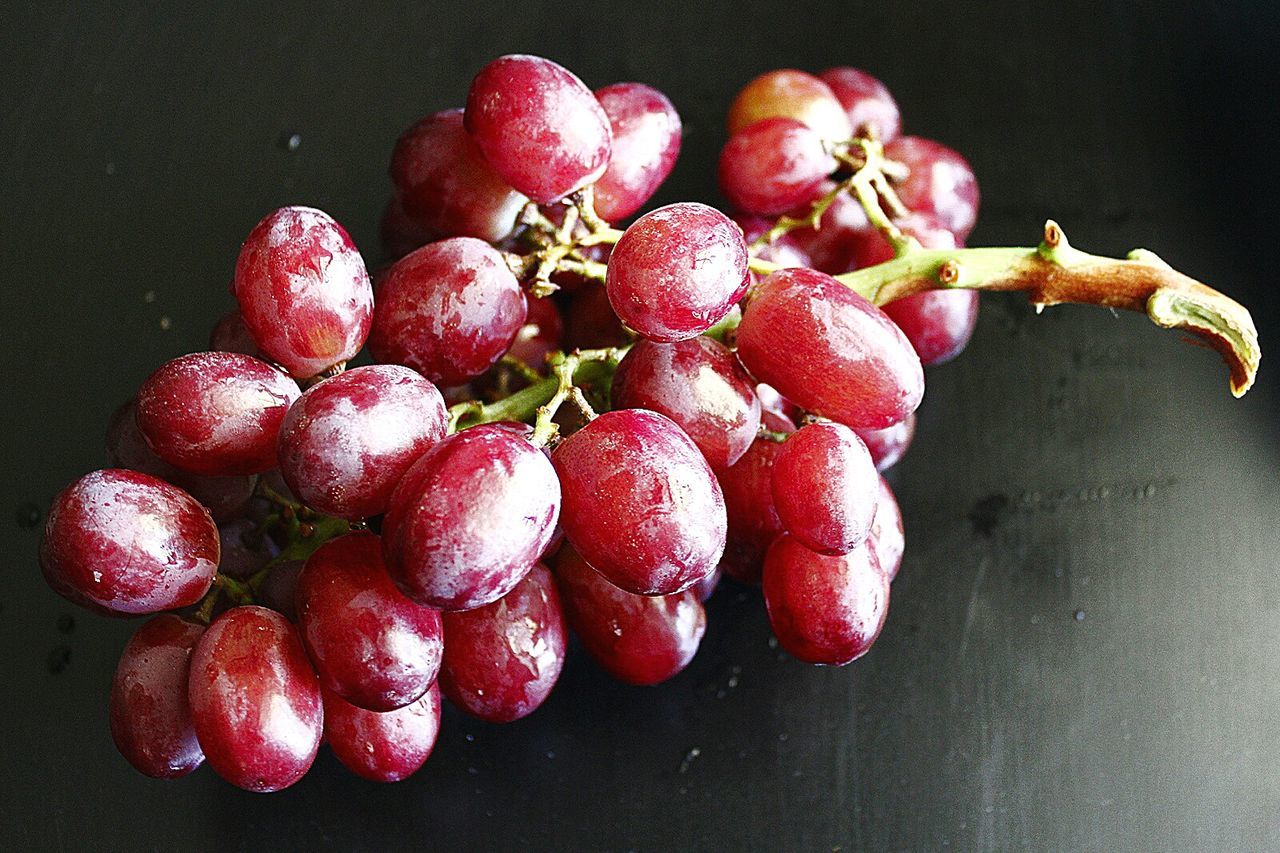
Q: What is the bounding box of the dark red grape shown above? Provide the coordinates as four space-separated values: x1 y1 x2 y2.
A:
737 267 924 429
277 365 447 520
505 295 564 371
592 83 682 222
40 470 218 614
368 237 527 385
869 476 905 581
234 206 374 378
554 409 726 595
323 683 441 783
107 399 257 522
605 203 748 342
464 54 612 204
727 69 852 142
560 279 630 350
762 534 889 666
611 336 761 469
716 412 794 585
818 67 901 142
852 214 980 366
884 136 980 240
786 180 873 273
135 351 301 476
718 117 830 216
257 559 305 621
855 411 915 472
772 422 879 555
554 545 706 686
110 615 205 778
296 533 443 712
379 197 439 260
389 109 528 243
383 424 560 610
439 564 566 723
209 309 266 359
188 606 323 792
217 517 275 579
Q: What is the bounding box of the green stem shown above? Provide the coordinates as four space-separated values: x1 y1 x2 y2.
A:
449 350 626 432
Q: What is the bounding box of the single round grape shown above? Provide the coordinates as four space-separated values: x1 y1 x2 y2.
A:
217 517 275 579
188 606 322 792
852 213 980 366
855 411 916 472
379 196 439 260
383 424 560 611
755 384 802 423
737 267 924 429
390 108 528 243
554 545 706 686
505 295 564 371
560 273 628 351
368 237 527 386
727 69 852 142
611 336 761 470
592 83 682 222
818 67 901 142
109 615 205 778
40 470 218 614
257 559 305 621
209 309 266 359
884 136 980 240
762 534 890 666
322 683 441 783
870 476 905 581
439 564 566 723
107 399 257 522
786 180 873 273
605 203 748 342
716 410 795 584
277 365 447 520
135 352 301 476
234 206 374 378
464 54 612 204
718 117 830 216
772 422 879 555
296 533 443 712
553 409 726 595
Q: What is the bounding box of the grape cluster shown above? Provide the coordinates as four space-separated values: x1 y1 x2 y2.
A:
40 53 1251 793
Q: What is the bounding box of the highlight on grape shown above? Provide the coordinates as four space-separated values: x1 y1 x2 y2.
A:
43 54 1259 791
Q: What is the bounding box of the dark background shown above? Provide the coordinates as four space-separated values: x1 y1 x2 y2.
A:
3 1 1277 849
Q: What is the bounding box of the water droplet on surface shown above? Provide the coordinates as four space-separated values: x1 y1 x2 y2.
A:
280 131 302 152
1073 610 1086 622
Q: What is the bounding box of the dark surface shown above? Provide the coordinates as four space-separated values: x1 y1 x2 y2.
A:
2 1 1278 849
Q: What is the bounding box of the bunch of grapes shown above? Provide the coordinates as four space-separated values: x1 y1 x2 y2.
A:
39 54 1258 792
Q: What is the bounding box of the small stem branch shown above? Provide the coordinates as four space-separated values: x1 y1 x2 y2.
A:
448 349 627 433
531 353 581 446
749 177 856 251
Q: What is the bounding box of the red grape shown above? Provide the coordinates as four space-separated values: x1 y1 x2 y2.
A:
40 470 218 614
718 117 830 216
737 267 924 429
693 566 721 602
727 69 852 142
869 476 905 581
560 283 630 350
554 545 706 686
390 109 528 243
553 409 726 595
762 534 889 666
208 309 266 359
439 564 566 723
383 424 560 611
296 533 443 712
322 683 441 783
734 214 813 279
786 180 873 273
855 412 916 472
217 517 275 580
109 615 205 778
771 422 879 555
234 206 374 379
135 351 301 476
611 336 761 469
716 410 794 584
379 196 438 260
368 237 527 385
884 136 980 240
107 399 257 522
754 383 802 422
818 67 901 142
605 202 748 342
505 295 564 371
188 606 323 792
257 559 305 621
277 365 447 520
464 54 612 204
592 82 683 222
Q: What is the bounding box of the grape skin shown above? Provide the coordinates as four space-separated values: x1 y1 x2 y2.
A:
593 83 683 222
727 69 852 142
884 136 980 241
322 683 441 783
718 117 831 216
855 412 916 472
819 67 902 142
771 422 880 555
716 409 796 584
869 476 906 581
